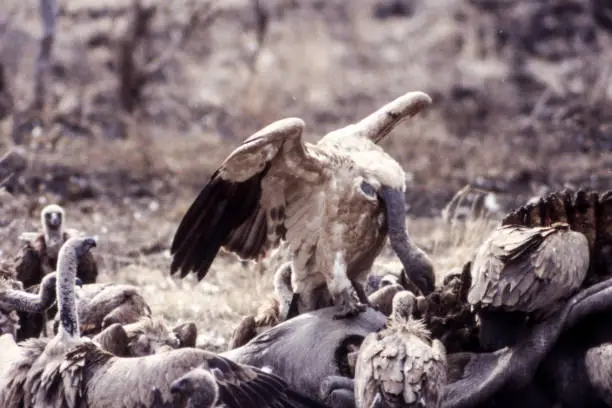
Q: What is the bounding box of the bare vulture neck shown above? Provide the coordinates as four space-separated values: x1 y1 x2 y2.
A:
0 277 56 314
56 249 80 339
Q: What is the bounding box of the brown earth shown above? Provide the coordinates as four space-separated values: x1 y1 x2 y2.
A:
0 0 611 350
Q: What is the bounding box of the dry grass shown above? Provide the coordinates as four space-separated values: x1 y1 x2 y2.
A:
1 0 610 351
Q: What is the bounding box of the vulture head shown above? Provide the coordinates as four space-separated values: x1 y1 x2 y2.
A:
41 204 65 235
170 367 219 408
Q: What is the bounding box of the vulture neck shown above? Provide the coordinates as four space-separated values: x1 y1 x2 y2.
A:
44 227 64 259
0 277 56 314
56 249 80 339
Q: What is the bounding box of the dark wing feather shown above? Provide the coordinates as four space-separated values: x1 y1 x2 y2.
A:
76 249 98 285
170 118 325 281
170 168 269 280
206 354 330 408
468 224 590 314
14 236 45 288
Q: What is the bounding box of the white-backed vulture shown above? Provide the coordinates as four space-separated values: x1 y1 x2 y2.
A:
354 291 447 408
468 222 590 350
0 236 330 408
167 367 219 407
52 281 153 336
12 204 98 288
91 316 198 357
170 91 436 319
148 359 329 408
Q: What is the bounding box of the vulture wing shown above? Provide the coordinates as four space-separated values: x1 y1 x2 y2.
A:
170 118 327 280
14 237 45 289
206 355 328 408
468 224 590 313
63 231 99 284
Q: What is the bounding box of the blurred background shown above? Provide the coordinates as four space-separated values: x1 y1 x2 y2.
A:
0 0 611 349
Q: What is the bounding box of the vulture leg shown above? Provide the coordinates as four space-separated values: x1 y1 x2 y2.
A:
351 280 372 307
441 277 612 408
329 252 367 319
228 316 258 350
320 375 356 408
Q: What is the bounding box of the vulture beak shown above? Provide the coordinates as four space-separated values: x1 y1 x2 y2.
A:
47 213 62 229
381 186 435 295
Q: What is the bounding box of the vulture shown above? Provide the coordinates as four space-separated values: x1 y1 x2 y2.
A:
13 203 98 289
468 222 590 351
321 291 447 408
148 360 329 408
0 236 330 408
354 290 447 408
170 91 436 319
52 282 153 337
91 317 198 357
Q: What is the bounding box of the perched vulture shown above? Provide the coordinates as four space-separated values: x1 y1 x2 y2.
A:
170 91 436 319
13 203 98 289
468 222 590 350
354 291 447 408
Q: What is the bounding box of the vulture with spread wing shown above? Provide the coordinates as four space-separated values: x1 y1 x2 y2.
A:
170 91 436 318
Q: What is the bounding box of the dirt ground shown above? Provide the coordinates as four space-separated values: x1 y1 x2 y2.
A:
0 0 611 350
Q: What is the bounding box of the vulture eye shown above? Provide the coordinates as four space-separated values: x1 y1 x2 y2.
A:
359 181 377 198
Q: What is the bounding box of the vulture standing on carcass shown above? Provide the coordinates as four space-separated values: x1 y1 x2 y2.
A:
321 290 447 408
13 203 98 288
468 222 590 351
170 91 436 319
0 237 330 408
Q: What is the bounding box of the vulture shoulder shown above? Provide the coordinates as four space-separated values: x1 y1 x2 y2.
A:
63 231 98 285
468 223 590 314
14 235 46 289
170 118 329 280
355 319 447 408
0 337 48 408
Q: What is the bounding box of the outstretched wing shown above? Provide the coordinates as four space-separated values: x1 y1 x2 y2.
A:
170 118 327 280
319 91 432 146
468 224 590 313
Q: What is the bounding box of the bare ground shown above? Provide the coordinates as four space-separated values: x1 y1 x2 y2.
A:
0 0 611 350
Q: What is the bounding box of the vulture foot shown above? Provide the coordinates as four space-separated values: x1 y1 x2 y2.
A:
333 287 367 319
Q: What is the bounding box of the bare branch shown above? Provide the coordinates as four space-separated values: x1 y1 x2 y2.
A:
140 0 223 79
33 0 58 112
247 0 269 72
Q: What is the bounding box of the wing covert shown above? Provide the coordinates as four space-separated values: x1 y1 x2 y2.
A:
170 118 326 281
468 224 590 314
